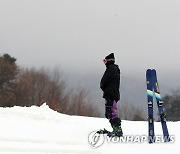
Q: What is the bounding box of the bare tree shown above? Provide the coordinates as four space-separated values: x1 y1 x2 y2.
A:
66 88 100 117
15 67 68 112
119 103 145 121
45 67 68 112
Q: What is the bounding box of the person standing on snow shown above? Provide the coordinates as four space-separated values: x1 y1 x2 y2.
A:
100 53 123 137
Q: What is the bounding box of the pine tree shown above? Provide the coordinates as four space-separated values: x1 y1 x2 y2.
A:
0 54 19 107
163 90 180 121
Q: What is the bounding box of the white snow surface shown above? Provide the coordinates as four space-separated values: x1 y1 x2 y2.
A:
0 103 179 154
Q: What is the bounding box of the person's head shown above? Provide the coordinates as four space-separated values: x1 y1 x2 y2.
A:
103 53 115 65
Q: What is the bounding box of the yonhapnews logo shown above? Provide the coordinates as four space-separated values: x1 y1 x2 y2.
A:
88 131 175 148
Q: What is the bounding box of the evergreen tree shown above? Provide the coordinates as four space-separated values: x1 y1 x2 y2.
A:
0 54 19 107
163 90 180 121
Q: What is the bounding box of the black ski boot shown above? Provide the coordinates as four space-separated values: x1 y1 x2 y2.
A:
111 125 123 137
109 118 123 137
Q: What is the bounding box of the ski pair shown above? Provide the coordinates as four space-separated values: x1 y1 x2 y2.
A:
146 69 170 143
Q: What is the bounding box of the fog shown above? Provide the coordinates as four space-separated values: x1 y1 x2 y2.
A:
1 0 180 71
1 0 180 116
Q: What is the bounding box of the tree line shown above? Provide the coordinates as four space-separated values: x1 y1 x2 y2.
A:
0 53 99 117
1 53 178 121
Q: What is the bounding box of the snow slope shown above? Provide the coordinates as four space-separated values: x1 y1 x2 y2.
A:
0 104 179 154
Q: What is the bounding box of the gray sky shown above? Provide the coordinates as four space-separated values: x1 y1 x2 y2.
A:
0 0 180 75
1 0 180 117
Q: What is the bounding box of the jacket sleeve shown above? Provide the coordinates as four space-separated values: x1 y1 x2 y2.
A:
100 67 112 91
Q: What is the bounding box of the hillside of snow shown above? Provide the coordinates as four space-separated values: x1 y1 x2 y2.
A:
0 104 179 154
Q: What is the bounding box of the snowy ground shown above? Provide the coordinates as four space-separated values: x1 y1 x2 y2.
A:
0 104 179 154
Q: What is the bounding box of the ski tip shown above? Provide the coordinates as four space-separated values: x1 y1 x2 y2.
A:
146 69 151 72
146 69 158 76
146 69 157 71
146 69 152 76
151 69 157 78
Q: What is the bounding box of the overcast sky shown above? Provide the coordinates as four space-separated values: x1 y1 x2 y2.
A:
0 0 180 76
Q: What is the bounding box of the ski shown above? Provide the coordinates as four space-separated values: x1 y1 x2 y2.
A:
146 69 155 143
151 69 170 142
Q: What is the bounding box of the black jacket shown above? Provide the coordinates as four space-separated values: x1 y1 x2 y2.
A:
100 63 120 101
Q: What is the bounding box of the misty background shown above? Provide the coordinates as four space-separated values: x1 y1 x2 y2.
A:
1 0 180 118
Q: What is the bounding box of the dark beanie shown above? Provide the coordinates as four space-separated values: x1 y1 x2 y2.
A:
105 53 115 61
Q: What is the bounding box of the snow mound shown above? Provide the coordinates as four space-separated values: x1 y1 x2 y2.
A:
0 104 179 154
